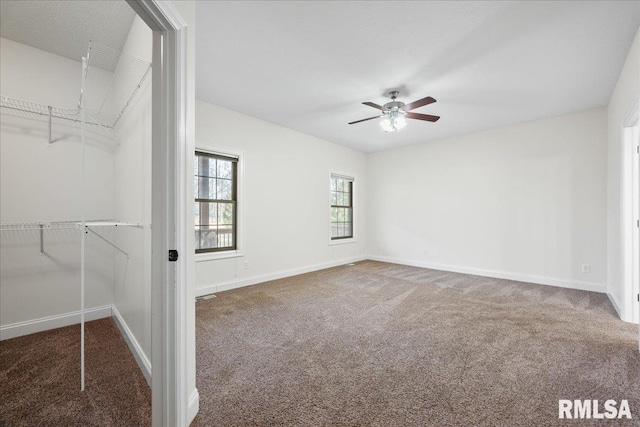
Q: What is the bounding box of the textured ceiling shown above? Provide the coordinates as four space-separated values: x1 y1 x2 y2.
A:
196 1 640 153
0 0 135 70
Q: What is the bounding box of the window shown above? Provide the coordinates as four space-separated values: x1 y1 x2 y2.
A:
330 175 354 240
194 151 237 252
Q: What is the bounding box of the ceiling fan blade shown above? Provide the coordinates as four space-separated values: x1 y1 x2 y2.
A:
362 102 389 112
406 112 440 122
348 115 381 125
403 96 436 112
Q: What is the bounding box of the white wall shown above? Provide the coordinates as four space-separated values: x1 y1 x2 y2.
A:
0 38 115 332
368 108 608 292
195 100 368 295
607 27 640 321
112 16 153 373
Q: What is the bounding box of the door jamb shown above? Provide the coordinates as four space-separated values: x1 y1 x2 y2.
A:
125 1 192 425
621 95 639 325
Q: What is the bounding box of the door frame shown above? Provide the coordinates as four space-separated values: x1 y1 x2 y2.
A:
125 1 192 425
621 95 639 325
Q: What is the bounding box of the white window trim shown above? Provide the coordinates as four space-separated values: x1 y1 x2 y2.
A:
329 171 358 245
194 144 245 261
196 251 244 262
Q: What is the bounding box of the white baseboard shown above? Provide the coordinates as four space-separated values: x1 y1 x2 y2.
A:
367 255 608 294
196 255 367 297
1 304 153 385
0 305 113 341
607 292 623 319
187 388 200 426
112 305 152 383
606 292 639 324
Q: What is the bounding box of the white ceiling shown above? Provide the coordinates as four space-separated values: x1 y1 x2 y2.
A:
0 0 135 69
196 1 640 153
1 1 636 153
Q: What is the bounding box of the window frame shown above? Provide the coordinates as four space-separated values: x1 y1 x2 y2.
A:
329 173 356 243
194 150 238 254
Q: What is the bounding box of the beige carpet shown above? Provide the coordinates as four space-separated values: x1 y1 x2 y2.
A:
0 317 151 427
193 260 639 427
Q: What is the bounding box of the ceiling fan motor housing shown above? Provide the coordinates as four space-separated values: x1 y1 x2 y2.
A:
385 91 405 112
384 101 406 112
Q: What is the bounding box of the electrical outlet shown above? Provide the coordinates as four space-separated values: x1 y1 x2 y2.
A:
581 264 591 273
423 250 428 256
244 262 249 269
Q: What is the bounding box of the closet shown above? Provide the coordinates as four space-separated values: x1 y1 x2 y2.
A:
0 17 153 391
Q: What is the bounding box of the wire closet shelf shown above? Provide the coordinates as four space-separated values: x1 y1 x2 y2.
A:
0 41 151 140
0 221 145 257
0 221 144 232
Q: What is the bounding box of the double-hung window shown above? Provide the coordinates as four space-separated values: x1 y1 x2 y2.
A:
330 174 354 240
194 151 238 252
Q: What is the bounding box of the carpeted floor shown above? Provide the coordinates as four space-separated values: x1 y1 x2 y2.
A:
193 260 640 427
0 317 151 427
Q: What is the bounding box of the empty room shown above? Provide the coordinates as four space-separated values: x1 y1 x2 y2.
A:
1 1 639 426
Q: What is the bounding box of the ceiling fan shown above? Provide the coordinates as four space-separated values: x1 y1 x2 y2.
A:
348 90 440 132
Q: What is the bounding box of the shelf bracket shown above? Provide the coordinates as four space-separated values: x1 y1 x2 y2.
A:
85 226 129 258
39 223 44 255
48 106 53 144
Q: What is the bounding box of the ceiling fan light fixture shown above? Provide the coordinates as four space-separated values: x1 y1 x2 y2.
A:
380 111 407 133
380 116 394 132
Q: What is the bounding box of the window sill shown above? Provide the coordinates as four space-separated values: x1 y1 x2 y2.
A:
328 238 357 246
195 251 244 262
